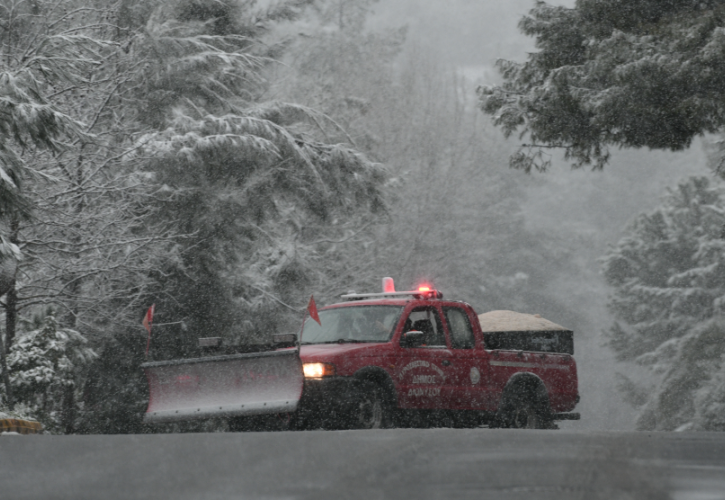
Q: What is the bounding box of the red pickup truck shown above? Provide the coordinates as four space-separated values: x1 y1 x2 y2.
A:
143 280 579 430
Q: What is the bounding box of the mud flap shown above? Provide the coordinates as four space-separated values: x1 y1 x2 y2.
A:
142 349 303 424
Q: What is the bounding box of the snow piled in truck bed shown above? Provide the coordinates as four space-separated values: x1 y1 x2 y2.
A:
478 310 570 333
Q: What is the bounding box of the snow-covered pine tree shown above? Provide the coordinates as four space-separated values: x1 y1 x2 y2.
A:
479 0 725 171
5 310 96 432
120 0 387 353
602 175 725 430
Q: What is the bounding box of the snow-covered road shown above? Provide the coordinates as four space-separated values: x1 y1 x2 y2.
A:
2 429 725 499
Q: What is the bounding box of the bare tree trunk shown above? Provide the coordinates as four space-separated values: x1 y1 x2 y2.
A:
2 219 20 410
58 157 85 433
62 154 85 329
4 219 19 350
0 331 13 410
5 287 17 351
62 384 75 434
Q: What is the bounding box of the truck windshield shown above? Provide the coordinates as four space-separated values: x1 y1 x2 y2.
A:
301 306 403 344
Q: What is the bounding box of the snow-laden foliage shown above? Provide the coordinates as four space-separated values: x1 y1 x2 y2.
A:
9 316 95 391
0 0 179 360
0 0 105 220
0 0 388 431
141 107 386 350
0 69 82 220
694 357 725 430
602 176 725 430
4 311 96 431
479 1 725 171
113 0 389 357
0 399 39 426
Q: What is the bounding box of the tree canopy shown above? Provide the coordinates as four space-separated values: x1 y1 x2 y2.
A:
479 0 725 171
0 0 386 425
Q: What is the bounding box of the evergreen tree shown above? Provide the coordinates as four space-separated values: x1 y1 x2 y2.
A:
602 175 725 430
125 0 387 352
479 1 725 171
74 0 388 432
6 310 96 432
0 0 131 410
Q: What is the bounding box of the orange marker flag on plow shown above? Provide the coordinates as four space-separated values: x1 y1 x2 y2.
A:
143 304 155 357
307 295 321 325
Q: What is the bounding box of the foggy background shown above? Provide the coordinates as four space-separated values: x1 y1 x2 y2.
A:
371 0 711 430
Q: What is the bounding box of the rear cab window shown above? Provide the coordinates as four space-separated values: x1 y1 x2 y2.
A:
443 306 475 349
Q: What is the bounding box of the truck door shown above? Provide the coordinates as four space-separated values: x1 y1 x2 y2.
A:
394 306 455 409
442 306 489 410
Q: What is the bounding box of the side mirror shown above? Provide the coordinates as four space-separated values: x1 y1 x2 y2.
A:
400 330 425 348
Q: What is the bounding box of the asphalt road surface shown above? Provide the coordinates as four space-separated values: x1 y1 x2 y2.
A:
2 429 725 500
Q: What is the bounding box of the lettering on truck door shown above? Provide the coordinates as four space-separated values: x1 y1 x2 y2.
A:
394 306 455 409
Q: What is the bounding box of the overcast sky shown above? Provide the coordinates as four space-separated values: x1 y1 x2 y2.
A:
370 0 577 70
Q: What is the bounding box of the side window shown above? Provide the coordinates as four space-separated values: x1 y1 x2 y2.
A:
403 307 446 347
444 307 475 349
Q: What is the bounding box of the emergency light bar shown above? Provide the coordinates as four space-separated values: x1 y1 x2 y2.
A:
341 277 443 301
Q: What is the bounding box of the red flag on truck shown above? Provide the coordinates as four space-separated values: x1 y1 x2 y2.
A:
142 304 155 334
143 304 155 357
307 295 321 325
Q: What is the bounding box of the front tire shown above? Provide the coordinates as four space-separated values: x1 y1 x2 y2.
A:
353 383 386 429
355 387 383 429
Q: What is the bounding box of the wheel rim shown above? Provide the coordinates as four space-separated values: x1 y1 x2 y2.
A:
358 391 383 429
512 405 539 429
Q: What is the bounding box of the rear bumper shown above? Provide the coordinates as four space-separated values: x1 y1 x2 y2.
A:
551 412 580 421
549 393 580 413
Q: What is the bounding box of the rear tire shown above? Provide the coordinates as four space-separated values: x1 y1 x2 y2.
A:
510 400 541 429
494 376 555 430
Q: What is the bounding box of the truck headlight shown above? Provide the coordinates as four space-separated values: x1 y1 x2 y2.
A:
303 362 336 378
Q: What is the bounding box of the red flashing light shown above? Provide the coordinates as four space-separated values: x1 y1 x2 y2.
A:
416 284 442 299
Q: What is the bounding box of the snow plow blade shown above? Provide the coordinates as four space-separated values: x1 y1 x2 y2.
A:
142 349 303 424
